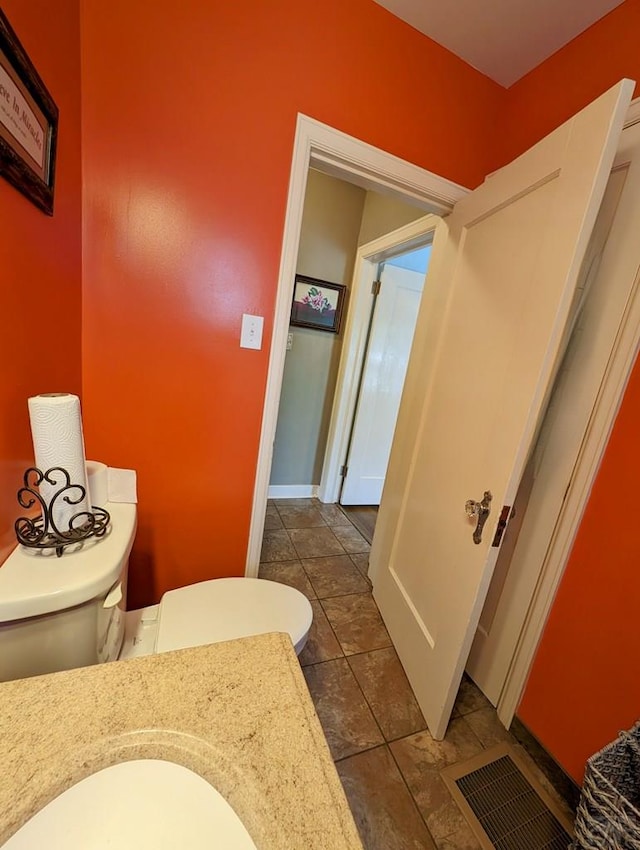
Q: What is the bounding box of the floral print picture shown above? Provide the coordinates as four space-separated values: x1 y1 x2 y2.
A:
290 275 346 333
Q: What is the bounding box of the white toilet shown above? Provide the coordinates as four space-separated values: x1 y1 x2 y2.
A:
0 503 312 682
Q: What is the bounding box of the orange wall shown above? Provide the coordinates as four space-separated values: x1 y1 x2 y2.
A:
79 0 503 606
518 365 640 782
0 1 82 564
3 0 637 788
504 0 640 783
501 0 640 165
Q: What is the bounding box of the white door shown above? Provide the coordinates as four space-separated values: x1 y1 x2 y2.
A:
370 80 633 740
341 263 427 506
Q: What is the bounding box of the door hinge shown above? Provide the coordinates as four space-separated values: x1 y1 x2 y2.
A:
371 279 381 296
339 464 348 477
491 505 512 548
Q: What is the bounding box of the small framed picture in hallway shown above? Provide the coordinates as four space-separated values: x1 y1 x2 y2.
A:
290 275 346 333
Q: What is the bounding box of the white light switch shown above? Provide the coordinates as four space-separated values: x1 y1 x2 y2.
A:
240 314 264 350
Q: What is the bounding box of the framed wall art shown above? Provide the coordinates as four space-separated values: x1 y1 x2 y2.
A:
290 275 346 333
0 8 58 215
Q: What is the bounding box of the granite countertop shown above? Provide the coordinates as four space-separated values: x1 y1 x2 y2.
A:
0 632 363 849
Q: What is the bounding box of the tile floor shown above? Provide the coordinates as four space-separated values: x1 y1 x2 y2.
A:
259 498 570 850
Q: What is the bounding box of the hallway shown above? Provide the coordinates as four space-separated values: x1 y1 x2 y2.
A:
259 498 570 849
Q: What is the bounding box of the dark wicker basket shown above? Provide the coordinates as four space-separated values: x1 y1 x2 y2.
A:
571 722 640 850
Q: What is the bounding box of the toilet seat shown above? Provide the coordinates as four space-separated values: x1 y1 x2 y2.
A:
155 578 313 655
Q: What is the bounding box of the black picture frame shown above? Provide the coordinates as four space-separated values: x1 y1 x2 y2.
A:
0 8 58 215
290 274 346 334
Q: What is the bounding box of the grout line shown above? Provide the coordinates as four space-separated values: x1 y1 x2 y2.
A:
302 655 386 756
299 653 344 670
306 587 372 601
280 523 330 529
339 645 389 660
455 713 491 753
338 505 378 545
317 590 378 604
303 625 345 665
300 553 358 563
380 725 429 746
342 657 389 746
386 741 441 845
333 741 390 765
301 594 347 664
345 648 428 745
344 652 421 747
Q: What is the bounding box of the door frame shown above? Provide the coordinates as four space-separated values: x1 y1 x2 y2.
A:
318 216 440 505
245 114 468 577
497 100 640 727
246 101 640 731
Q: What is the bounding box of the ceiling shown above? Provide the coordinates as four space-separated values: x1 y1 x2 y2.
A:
372 0 624 87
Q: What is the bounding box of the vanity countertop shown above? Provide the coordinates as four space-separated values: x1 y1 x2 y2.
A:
0 632 363 849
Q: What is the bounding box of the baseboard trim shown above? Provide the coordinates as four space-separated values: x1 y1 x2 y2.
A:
267 484 318 499
510 716 581 811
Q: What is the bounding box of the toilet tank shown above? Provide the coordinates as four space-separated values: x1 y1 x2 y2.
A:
0 503 137 682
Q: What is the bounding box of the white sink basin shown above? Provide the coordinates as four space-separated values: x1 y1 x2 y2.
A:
5 759 258 849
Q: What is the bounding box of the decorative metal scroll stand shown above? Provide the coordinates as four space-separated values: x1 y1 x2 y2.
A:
15 467 110 557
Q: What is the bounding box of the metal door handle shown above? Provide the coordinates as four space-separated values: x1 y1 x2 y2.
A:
465 491 492 544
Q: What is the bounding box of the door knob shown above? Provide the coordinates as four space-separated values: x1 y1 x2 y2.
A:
465 491 492 544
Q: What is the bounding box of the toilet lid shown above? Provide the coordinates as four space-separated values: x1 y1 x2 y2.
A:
155 578 313 655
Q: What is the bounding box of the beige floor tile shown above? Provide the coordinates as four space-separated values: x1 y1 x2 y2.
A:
259 529 296 562
331 524 371 554
434 821 482 850
339 506 377 545
453 676 492 717
299 600 343 666
348 647 426 741
390 717 484 776
417 772 470 842
321 593 391 655
277 506 327 528
303 658 383 760
302 554 370 598
263 507 284 530
462 707 514 748
258 560 316 599
288 526 346 559
349 553 372 584
317 503 352 526
337 746 437 850
389 720 486 845
390 734 478 843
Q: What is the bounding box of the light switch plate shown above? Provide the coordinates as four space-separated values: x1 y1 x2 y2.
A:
240 314 264 350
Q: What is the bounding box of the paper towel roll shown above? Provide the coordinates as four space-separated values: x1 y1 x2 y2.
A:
86 460 108 508
28 393 89 530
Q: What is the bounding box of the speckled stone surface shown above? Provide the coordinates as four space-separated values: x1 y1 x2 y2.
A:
0 632 363 849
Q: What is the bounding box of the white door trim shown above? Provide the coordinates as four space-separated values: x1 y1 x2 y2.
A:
245 114 468 577
318 216 440 504
499 276 640 725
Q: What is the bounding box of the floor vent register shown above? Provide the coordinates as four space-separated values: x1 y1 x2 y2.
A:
442 744 574 850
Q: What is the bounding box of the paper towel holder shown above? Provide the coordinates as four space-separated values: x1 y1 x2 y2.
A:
14 466 111 557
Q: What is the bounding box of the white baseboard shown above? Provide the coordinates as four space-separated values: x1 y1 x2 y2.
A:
268 484 318 499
